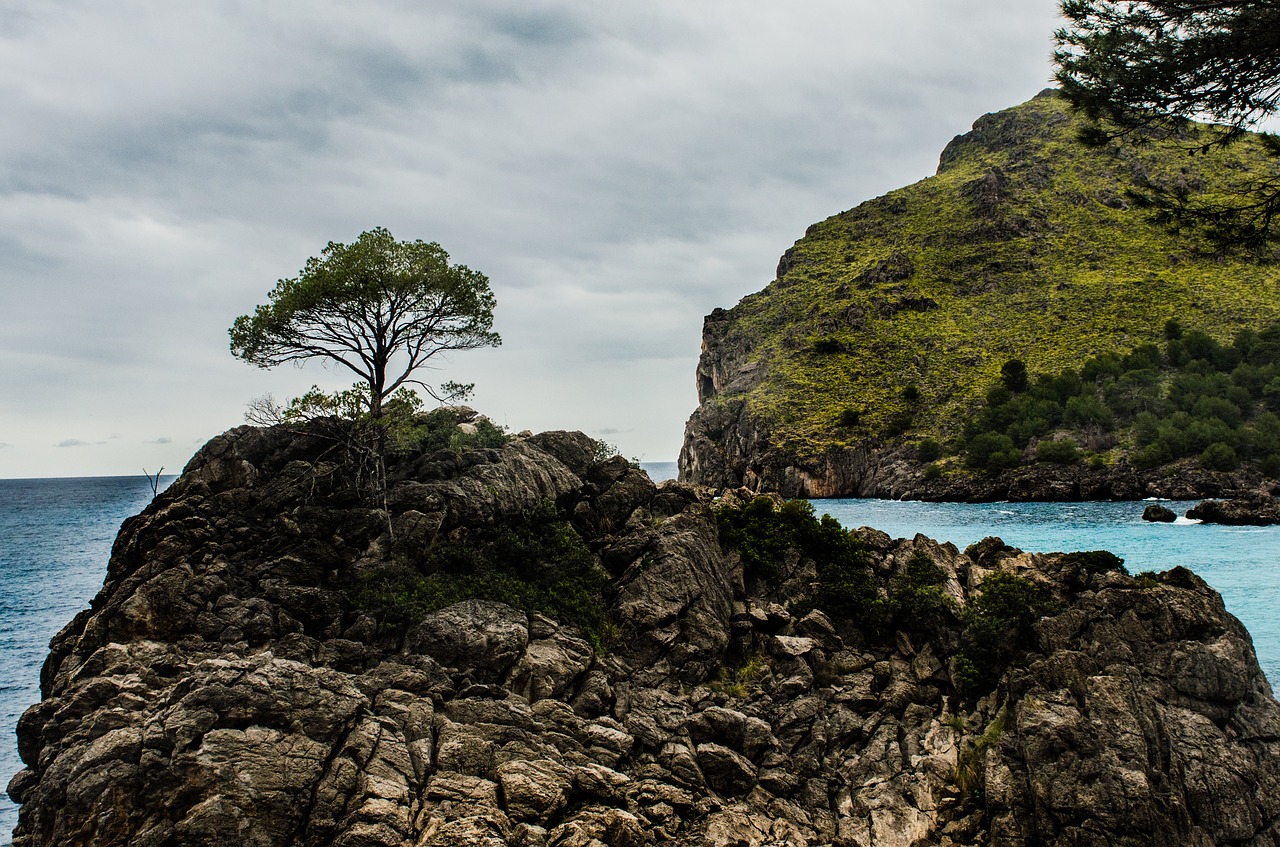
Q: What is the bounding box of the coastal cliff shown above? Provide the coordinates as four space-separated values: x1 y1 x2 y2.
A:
9 417 1280 846
680 91 1280 499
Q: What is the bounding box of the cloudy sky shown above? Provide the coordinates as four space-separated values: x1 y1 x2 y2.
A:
0 1 1063 479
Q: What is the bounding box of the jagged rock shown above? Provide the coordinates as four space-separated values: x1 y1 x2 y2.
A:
497 760 572 823
506 629 594 702
1143 503 1177 522
611 509 737 686
8 420 1280 847
409 600 529 679
1186 494 1280 525
695 743 757 795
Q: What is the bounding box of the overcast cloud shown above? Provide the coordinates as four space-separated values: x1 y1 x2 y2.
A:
0 1 1063 478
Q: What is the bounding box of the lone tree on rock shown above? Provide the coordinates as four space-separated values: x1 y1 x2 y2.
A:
230 228 500 418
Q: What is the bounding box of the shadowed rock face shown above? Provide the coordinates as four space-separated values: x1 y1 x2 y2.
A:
8 422 1280 846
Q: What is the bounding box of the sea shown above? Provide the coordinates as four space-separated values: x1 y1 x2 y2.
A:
1 466 1278 844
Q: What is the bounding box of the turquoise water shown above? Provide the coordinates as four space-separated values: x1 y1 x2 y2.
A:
813 498 1279 687
641 461 678 483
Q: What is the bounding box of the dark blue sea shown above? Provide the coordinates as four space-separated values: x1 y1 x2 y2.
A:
0 476 174 845
2 468 1278 844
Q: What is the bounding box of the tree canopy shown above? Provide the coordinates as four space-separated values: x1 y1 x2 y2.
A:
1054 0 1280 249
230 228 500 417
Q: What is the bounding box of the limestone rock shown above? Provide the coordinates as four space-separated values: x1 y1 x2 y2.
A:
408 600 529 679
695 743 757 795
496 759 572 823
9 418 1280 847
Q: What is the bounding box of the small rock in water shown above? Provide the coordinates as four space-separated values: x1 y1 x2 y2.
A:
1185 494 1280 526
1142 504 1176 523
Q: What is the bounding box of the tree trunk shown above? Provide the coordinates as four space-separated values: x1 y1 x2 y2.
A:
370 356 386 418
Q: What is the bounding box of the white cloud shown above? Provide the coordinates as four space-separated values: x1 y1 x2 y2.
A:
0 0 1064 478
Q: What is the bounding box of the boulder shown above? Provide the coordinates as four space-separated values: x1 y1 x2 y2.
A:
1142 503 1177 522
408 600 529 679
695 743 757 796
496 760 572 823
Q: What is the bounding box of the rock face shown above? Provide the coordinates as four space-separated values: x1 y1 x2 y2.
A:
1142 503 1177 523
1187 493 1280 525
9 421 1280 846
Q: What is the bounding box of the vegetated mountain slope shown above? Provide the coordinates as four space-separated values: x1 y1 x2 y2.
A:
680 89 1280 499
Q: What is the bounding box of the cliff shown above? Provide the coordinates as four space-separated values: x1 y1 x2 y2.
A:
680 90 1280 499
8 417 1280 846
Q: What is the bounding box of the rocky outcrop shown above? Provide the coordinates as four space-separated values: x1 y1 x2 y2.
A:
9 421 1280 846
1142 503 1177 522
1187 493 1280 525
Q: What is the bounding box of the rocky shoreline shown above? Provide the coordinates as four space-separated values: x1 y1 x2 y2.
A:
680 341 1271 503
681 408 1267 502
8 419 1280 846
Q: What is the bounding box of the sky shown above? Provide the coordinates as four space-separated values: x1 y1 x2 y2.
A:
0 0 1065 479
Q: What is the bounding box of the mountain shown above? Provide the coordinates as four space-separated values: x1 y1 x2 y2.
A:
9 416 1280 845
680 90 1280 500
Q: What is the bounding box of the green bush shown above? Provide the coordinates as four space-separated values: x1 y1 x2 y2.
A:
1081 352 1123 383
417 407 509 454
958 321 1280 475
923 463 944 481
1191 395 1244 427
1065 394 1113 429
1132 441 1173 469
715 497 877 621
1135 566 1199 590
838 408 862 427
1001 359 1029 393
883 410 914 437
812 336 844 354
966 432 1021 471
1200 441 1239 471
917 438 943 462
1034 438 1079 464
1060 550 1127 576
955 572 1060 699
888 551 953 633
716 496 798 581
353 500 605 637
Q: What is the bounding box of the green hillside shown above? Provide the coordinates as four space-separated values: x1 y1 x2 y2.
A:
705 91 1280 473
